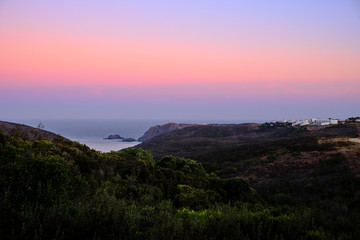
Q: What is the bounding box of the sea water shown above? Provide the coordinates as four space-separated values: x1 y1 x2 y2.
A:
5 119 263 152
6 119 161 152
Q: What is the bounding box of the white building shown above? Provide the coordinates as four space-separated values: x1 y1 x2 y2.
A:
329 119 338 125
310 118 337 125
292 119 310 126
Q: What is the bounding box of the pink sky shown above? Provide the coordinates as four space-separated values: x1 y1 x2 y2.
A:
0 0 359 120
1 27 359 87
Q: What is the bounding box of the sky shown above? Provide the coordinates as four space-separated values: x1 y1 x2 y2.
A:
0 0 359 122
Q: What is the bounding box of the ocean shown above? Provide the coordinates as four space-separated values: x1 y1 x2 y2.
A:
6 119 162 152
5 119 263 152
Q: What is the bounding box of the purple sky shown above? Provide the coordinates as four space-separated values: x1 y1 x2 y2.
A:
1 0 359 121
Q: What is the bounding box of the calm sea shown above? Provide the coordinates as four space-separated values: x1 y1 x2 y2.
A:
5 119 264 152
6 119 162 152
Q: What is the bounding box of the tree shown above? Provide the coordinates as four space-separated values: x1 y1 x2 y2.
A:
37 122 45 129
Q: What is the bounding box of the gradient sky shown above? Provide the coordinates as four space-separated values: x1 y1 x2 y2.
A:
1 0 359 121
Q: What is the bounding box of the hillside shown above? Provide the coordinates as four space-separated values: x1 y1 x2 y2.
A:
138 122 203 142
138 123 360 198
138 123 360 160
0 127 312 240
1 121 360 239
0 120 65 141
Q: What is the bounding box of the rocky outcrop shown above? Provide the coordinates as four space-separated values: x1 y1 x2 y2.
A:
104 134 124 140
105 134 137 142
138 122 204 142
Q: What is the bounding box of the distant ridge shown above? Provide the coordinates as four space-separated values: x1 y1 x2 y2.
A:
138 122 205 142
0 120 65 141
137 122 360 160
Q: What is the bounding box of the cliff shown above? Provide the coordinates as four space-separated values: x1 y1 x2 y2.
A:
138 122 203 142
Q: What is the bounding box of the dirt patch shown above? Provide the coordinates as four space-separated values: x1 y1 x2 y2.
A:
349 138 360 144
317 137 360 178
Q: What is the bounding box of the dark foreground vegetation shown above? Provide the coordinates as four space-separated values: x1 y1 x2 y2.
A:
1 130 360 239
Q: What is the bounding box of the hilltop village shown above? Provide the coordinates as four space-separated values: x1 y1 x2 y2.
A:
269 116 360 127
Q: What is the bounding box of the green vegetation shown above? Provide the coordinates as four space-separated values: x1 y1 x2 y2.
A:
1 131 360 239
346 117 360 123
260 122 292 129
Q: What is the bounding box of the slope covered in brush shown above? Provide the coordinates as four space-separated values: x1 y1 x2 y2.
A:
1 122 360 239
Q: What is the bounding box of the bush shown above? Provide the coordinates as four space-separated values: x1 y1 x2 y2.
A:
157 155 207 177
